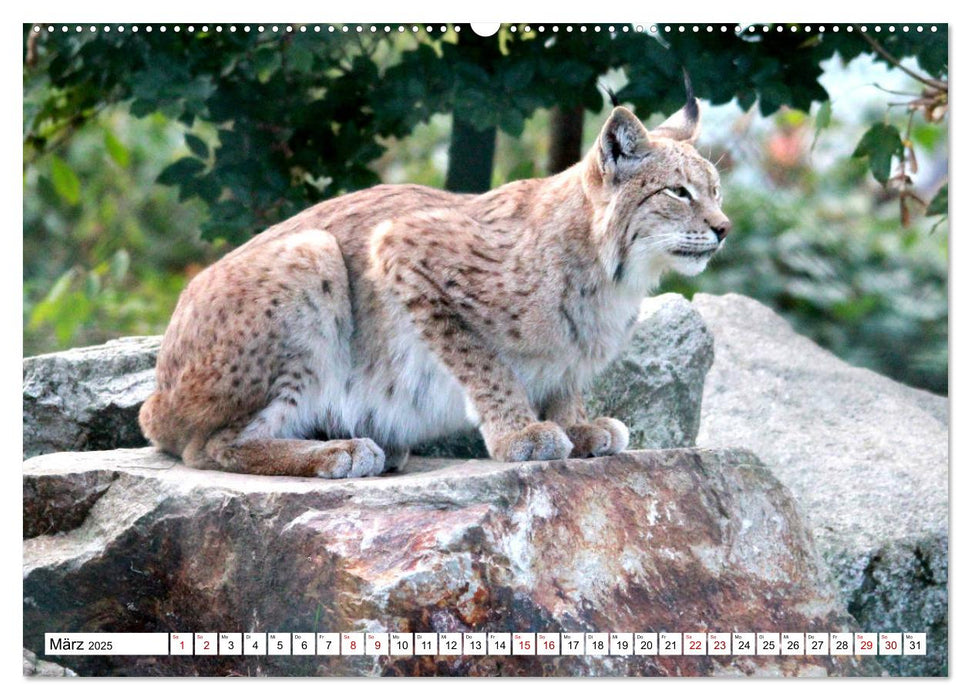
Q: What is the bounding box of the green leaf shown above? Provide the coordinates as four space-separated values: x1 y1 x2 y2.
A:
253 48 283 83
757 82 790 116
45 269 76 304
811 100 831 153
29 269 76 329
911 122 944 151
179 175 221 203
736 88 757 112
288 45 314 74
84 271 101 297
50 155 81 206
185 133 210 160
157 157 205 186
104 130 130 168
852 123 904 184
501 61 535 89
497 108 525 137
53 292 93 344
549 59 592 86
926 183 948 217
129 99 157 118
110 249 130 282
816 101 832 129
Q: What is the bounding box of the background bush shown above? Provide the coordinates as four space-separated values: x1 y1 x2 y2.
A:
23 23 948 394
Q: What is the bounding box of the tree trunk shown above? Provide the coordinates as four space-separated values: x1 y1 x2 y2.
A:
547 104 585 174
445 118 497 193
443 27 500 193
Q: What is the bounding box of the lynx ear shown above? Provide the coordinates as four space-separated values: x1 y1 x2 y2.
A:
650 75 701 143
597 106 651 182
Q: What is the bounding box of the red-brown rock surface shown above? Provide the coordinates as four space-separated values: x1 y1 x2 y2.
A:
23 447 881 677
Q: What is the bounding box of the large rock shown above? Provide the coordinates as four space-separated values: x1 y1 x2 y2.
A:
23 447 879 678
23 649 76 677
693 293 948 676
587 294 714 449
23 295 712 462
22 336 160 459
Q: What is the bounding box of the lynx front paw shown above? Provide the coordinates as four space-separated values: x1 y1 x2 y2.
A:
312 438 386 478
490 421 573 462
566 417 630 458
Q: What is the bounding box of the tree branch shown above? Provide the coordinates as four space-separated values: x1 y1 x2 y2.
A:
855 28 948 91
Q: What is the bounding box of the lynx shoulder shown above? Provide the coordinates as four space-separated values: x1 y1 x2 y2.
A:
139 96 729 478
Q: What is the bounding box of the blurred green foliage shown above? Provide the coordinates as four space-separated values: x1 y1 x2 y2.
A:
660 94 948 394
25 23 947 242
23 109 216 355
23 23 948 394
661 181 948 395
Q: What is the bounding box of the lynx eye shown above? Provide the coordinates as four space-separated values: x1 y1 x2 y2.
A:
664 185 693 202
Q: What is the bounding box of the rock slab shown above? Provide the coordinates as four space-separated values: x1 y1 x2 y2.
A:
23 649 76 677
693 293 948 677
22 336 160 459
23 447 880 677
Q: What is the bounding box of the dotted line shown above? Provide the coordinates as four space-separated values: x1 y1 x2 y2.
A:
29 24 462 34
31 24 941 35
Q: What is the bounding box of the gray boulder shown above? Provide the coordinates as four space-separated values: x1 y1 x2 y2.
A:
693 293 948 677
23 447 880 677
23 648 76 677
587 293 714 449
23 336 160 458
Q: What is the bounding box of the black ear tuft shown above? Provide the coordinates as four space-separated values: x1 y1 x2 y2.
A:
599 81 621 108
682 68 699 123
649 70 702 143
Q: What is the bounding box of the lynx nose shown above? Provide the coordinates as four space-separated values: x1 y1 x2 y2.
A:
710 218 732 242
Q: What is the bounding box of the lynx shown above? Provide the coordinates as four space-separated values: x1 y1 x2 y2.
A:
139 95 730 478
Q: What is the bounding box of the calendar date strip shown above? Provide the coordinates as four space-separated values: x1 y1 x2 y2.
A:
44 632 927 657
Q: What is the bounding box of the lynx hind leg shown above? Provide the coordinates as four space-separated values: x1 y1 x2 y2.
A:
225 397 389 477
155 228 386 479
200 229 387 478
184 423 387 479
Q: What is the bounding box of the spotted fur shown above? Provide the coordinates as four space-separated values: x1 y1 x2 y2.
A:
139 100 730 477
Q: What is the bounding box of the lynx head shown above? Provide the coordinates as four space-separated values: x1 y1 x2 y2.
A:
585 93 730 291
